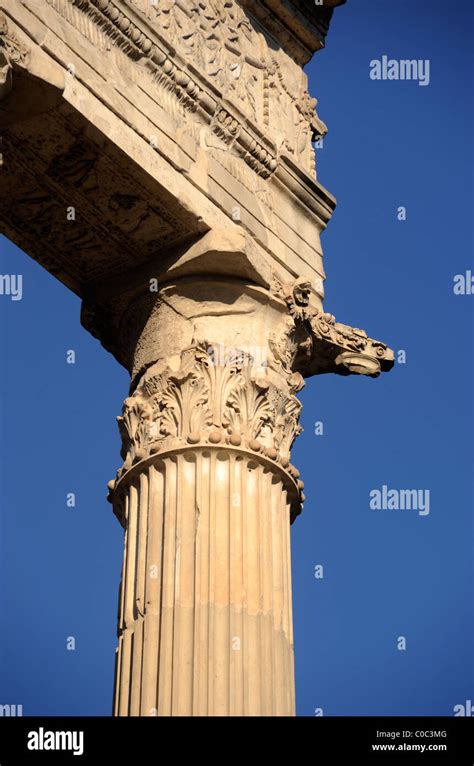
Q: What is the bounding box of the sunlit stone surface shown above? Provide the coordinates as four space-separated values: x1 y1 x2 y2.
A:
0 0 392 715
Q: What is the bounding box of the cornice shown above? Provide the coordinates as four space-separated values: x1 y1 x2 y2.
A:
37 0 337 225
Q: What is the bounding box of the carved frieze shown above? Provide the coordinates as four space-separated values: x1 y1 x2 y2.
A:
0 107 199 287
39 0 327 178
128 0 325 173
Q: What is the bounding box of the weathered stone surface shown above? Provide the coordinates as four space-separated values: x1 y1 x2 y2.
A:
0 0 340 297
0 0 391 717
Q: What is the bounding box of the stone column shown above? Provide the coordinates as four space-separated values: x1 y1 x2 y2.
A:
0 0 393 719
112 423 298 717
106 249 307 716
103 233 393 717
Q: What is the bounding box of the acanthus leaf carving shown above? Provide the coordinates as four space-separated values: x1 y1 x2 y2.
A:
117 393 153 468
116 343 304 475
0 11 30 68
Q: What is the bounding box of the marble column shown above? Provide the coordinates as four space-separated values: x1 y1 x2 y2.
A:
108 267 307 716
0 0 393 719
105 239 393 716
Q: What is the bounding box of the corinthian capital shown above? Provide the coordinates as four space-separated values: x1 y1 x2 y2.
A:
101 229 392 523
113 343 306 520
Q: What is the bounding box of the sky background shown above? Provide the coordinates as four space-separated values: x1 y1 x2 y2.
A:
0 0 472 716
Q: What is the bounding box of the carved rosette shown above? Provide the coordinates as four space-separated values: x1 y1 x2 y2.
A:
111 344 306 520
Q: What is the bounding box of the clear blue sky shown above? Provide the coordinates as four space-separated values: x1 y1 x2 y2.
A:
0 0 472 716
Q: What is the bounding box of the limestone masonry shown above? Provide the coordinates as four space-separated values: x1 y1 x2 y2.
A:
0 0 393 715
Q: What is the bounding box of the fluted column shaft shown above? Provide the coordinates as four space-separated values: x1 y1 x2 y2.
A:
107 272 312 716
113 447 296 716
